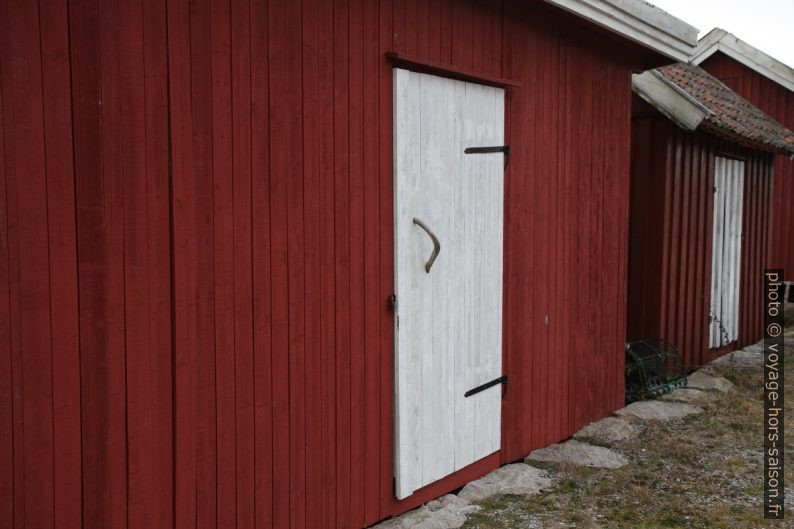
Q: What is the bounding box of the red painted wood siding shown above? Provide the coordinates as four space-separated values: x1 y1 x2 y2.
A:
1 0 656 527
629 105 774 368
701 53 794 282
0 1 174 529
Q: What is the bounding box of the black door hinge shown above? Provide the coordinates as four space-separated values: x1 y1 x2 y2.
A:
464 375 508 398
464 145 511 169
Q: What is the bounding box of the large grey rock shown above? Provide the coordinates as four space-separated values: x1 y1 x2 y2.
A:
457 463 551 503
658 388 716 404
524 440 628 469
709 339 775 369
615 400 703 421
687 370 734 393
741 341 764 353
572 416 639 443
711 349 764 368
372 494 480 529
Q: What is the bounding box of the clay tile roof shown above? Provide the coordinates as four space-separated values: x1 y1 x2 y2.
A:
656 62 794 156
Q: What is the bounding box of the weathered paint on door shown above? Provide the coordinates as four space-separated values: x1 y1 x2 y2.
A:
393 68 504 499
710 157 745 348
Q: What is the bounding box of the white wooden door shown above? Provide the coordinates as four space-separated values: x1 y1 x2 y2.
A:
393 68 505 499
709 157 745 348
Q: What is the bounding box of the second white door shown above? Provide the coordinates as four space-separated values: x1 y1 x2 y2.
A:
709 156 745 348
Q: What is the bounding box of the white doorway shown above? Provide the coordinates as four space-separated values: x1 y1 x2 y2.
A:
709 156 745 348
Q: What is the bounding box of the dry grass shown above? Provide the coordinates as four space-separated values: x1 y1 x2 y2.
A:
462 338 794 529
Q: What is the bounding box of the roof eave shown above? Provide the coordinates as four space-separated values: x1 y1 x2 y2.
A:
699 121 794 157
690 29 794 92
542 0 698 61
632 70 712 131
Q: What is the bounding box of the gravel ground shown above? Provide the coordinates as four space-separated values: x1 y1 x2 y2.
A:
461 329 794 529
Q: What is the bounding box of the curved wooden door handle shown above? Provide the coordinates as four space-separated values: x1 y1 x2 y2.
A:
412 217 440 273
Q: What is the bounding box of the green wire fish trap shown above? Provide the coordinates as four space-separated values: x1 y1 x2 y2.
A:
625 339 686 403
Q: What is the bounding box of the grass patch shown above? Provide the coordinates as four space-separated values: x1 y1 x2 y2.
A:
461 344 794 529
574 436 614 449
722 458 747 469
476 495 516 513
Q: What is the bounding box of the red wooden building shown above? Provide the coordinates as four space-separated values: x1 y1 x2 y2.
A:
628 62 794 368
0 0 696 528
692 29 794 283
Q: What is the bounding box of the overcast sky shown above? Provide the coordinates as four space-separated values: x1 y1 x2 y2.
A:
649 0 794 67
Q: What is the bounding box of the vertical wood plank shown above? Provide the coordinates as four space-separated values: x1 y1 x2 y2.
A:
615 58 630 408
117 0 167 526
97 2 129 523
37 0 82 526
500 9 517 461
518 15 535 447
301 0 323 525
188 0 218 525
691 136 705 366
378 0 395 516
141 0 173 524
404 0 417 56
558 23 573 439
575 35 593 431
362 0 382 523
266 0 291 525
348 0 366 525
534 25 550 444
231 2 255 529
250 0 274 526
0 45 14 529
439 0 452 65
333 0 352 521
317 0 337 524
602 59 619 415
2 51 26 522
68 0 118 526
589 39 605 425
285 0 307 525
677 134 692 351
702 146 716 365
166 0 198 524
210 0 236 524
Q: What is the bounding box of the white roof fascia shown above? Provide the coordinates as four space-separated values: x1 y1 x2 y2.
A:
690 28 794 93
631 70 713 131
543 0 699 61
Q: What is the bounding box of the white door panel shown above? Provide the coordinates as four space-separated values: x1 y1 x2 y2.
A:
393 68 504 499
710 157 744 348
